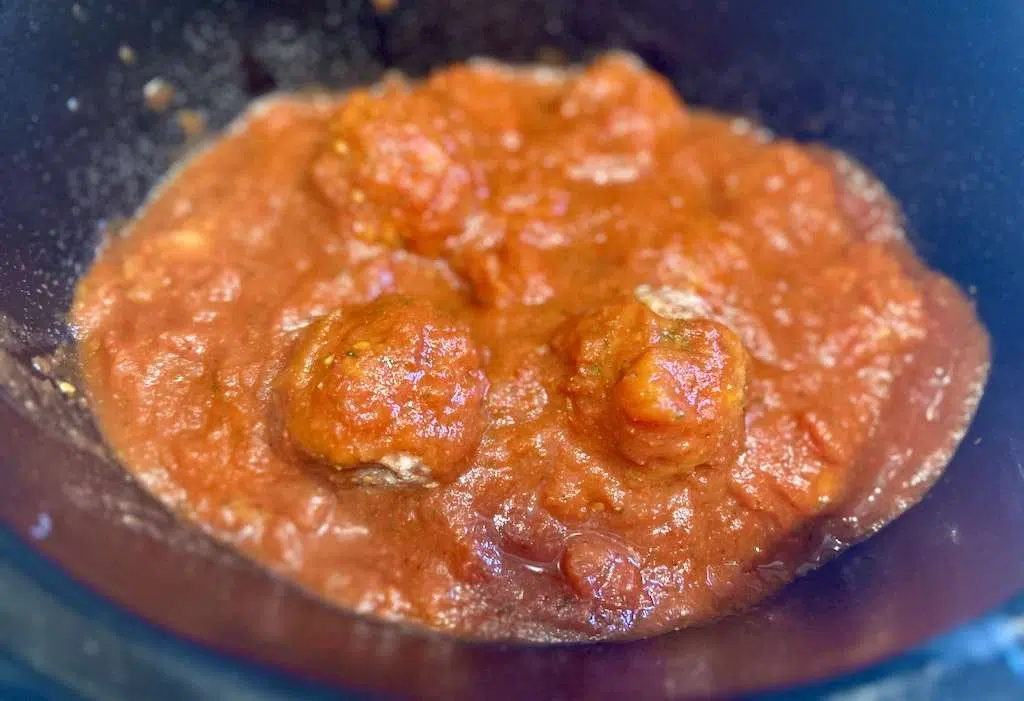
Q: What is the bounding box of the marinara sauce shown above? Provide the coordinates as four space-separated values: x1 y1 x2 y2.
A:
72 55 989 640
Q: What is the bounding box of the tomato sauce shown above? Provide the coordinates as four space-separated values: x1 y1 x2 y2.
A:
71 54 990 640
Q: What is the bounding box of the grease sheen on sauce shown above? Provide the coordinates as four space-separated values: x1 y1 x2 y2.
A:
72 55 990 641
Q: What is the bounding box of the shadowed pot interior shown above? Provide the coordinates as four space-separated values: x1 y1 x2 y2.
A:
1 1 1022 698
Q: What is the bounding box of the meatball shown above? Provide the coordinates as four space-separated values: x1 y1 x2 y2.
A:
452 214 556 308
721 142 849 262
553 294 748 474
312 82 481 255
560 532 642 610
558 53 688 158
279 295 488 484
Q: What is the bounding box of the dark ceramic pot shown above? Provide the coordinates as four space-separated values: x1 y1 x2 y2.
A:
1 1 1022 698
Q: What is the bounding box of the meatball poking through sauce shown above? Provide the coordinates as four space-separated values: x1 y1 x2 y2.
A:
554 294 749 475
312 82 481 255
278 295 488 485
561 532 643 611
